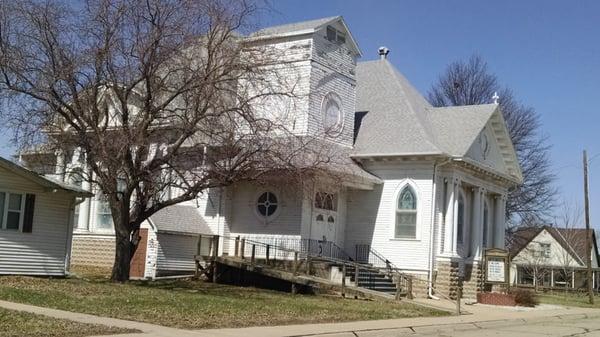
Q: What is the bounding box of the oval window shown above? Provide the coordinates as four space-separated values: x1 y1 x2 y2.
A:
322 93 343 135
257 192 278 217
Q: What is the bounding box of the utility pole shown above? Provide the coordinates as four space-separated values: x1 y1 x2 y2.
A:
583 150 594 304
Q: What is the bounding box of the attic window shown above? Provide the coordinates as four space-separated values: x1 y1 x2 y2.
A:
326 25 346 44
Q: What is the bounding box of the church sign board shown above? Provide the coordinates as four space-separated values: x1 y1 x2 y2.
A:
484 248 509 285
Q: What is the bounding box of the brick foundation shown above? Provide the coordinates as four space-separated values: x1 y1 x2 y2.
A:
477 292 516 306
71 235 115 267
129 229 148 279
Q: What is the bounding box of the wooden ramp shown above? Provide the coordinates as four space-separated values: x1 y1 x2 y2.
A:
194 235 415 302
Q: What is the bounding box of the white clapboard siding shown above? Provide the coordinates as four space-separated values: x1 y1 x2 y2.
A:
0 166 73 276
345 162 434 272
156 233 197 273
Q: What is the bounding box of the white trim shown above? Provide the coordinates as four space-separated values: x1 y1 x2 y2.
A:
391 180 421 241
321 92 345 138
0 191 25 232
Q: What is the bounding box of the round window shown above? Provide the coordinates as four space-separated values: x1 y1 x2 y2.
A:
256 191 278 217
322 93 343 135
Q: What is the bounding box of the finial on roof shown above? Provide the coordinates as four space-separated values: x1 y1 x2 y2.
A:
378 46 390 60
492 92 499 104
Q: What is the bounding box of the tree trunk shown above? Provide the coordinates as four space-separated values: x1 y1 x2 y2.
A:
111 228 135 282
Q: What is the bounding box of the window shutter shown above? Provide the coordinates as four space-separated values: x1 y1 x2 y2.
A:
23 194 35 233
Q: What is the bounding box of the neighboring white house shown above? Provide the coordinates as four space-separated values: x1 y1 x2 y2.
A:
510 226 600 290
20 16 522 297
0 156 92 276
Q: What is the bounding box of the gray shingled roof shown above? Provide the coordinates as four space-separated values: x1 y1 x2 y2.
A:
252 16 340 37
354 60 441 156
354 60 500 159
149 204 213 235
427 104 497 156
0 156 93 197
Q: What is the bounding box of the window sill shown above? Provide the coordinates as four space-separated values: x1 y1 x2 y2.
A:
389 237 421 242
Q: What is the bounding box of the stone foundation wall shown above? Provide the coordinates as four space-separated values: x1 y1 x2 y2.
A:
435 260 460 299
71 235 115 267
462 262 484 299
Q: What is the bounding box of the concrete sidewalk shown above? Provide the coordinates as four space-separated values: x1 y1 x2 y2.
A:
2 298 600 337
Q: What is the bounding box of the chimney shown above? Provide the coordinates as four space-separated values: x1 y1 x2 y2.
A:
378 46 390 60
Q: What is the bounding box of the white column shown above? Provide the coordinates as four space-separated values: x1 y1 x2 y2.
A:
451 180 460 255
443 178 455 255
55 149 66 181
493 194 506 249
551 269 554 287
470 187 483 258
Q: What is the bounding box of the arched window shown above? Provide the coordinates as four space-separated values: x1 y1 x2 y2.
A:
256 191 278 218
395 186 417 238
482 201 489 247
457 193 465 244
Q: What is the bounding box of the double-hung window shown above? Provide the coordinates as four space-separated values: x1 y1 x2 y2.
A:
0 192 25 231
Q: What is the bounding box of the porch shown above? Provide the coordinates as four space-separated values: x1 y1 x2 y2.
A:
512 264 600 292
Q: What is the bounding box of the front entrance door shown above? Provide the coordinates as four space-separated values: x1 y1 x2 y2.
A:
311 191 338 242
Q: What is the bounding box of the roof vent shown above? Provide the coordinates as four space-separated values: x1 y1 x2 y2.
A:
378 46 390 60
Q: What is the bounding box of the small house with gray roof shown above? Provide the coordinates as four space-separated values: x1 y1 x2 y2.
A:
26 16 522 298
0 156 92 276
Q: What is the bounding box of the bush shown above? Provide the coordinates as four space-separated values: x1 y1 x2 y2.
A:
510 288 539 307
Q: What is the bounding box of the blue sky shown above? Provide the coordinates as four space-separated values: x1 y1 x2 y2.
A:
1 0 599 226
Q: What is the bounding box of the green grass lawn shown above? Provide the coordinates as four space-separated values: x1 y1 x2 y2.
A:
0 270 446 329
538 292 600 308
0 307 136 337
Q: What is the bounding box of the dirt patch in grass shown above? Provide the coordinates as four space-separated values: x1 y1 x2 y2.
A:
0 273 446 329
0 307 137 337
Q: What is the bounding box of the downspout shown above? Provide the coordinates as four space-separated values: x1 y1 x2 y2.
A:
65 196 86 275
428 158 451 299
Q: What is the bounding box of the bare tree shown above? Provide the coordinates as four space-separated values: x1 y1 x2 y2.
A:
553 201 585 293
428 55 555 227
518 239 551 292
0 0 340 281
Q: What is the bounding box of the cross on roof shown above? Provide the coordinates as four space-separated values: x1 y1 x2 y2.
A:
492 92 500 104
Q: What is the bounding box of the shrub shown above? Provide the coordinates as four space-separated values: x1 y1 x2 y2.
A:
510 288 539 307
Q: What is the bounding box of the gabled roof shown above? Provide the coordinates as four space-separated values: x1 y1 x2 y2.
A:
0 156 93 197
250 16 361 56
353 59 522 184
509 225 599 266
149 204 212 235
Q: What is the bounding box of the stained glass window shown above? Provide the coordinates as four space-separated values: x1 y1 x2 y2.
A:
395 187 417 238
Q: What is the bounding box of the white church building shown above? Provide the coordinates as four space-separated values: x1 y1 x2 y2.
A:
26 16 522 298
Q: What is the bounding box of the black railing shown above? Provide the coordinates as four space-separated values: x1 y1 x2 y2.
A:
239 236 354 262
355 244 399 271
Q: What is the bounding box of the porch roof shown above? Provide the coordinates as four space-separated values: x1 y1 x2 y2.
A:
149 204 213 235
